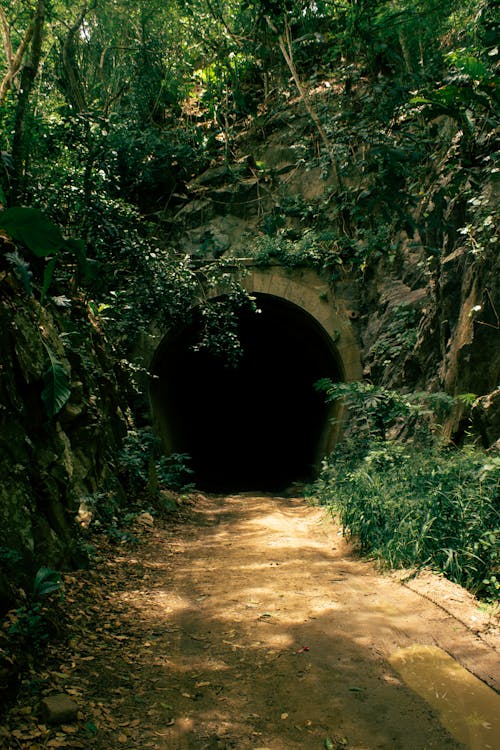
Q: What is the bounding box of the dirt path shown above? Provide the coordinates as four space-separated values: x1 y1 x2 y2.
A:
3 494 500 750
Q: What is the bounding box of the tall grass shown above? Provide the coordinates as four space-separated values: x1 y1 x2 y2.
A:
313 440 500 600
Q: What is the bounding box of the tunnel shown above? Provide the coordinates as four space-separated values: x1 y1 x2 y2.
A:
149 293 343 493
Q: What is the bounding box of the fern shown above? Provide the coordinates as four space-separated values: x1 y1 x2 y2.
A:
5 250 33 295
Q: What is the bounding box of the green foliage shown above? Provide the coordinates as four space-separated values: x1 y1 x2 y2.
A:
41 344 71 419
409 44 498 129
0 547 23 571
32 567 62 599
104 526 139 546
119 430 159 491
80 491 122 528
316 379 459 441
7 567 63 650
119 428 195 494
0 0 491 348
191 287 258 368
314 441 500 600
456 183 497 259
157 453 195 492
0 207 88 302
7 603 49 650
0 208 68 257
97 242 200 341
251 229 340 273
76 490 139 546
369 305 418 367
316 379 409 438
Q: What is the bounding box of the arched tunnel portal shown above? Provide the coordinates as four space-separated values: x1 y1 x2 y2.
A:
148 268 362 494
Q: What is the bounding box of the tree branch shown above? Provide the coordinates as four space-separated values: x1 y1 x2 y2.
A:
11 0 46 203
0 10 34 104
267 16 343 189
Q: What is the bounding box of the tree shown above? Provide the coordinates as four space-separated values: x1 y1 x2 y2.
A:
0 3 34 105
6 0 45 203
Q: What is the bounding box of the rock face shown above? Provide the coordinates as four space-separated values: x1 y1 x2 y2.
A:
440 247 499 398
472 390 500 449
0 264 128 611
359 233 499 444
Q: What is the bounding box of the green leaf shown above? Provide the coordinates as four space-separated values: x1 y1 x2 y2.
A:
456 392 477 406
84 721 98 736
325 738 334 750
41 344 71 418
33 566 62 598
447 51 488 79
0 207 65 257
409 95 433 105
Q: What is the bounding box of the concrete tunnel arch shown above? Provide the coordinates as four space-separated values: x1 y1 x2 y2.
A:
148 266 362 493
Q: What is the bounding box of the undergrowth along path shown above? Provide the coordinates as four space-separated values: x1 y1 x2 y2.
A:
3 494 500 749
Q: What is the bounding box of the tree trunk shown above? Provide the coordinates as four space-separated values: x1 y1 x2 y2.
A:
0 8 34 105
59 4 88 113
10 0 46 205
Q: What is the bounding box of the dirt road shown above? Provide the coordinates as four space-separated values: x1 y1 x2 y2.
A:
3 494 499 749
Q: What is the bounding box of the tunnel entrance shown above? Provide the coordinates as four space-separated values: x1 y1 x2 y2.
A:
149 293 343 493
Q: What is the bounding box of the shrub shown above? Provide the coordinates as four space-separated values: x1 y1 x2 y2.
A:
119 428 194 494
7 568 64 651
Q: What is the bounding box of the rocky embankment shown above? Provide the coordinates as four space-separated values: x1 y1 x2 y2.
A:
0 250 128 612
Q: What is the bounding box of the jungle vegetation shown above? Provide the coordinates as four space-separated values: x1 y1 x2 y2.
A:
0 0 498 602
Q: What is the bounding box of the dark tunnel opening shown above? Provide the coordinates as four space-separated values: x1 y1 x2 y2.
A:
149 293 343 493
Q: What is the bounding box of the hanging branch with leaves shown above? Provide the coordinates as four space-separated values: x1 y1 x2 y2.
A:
58 2 90 113
266 15 343 190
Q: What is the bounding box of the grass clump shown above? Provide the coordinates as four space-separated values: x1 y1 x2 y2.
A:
314 440 499 600
312 381 499 601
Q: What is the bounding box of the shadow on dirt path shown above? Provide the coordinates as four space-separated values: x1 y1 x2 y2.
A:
2 494 499 750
